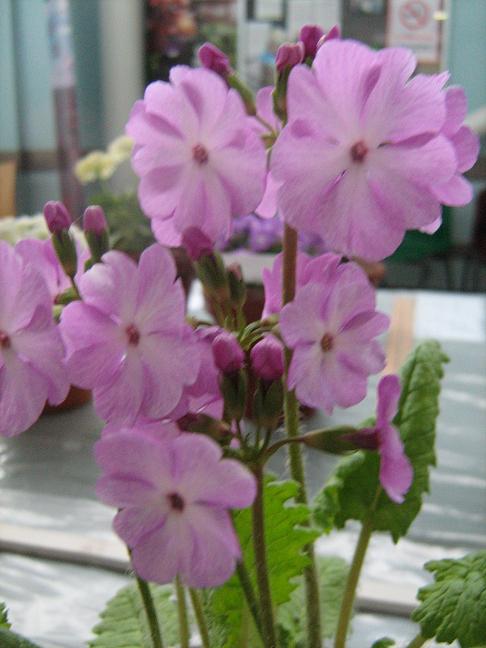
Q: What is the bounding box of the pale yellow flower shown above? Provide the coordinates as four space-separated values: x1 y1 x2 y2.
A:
74 151 117 185
107 135 134 164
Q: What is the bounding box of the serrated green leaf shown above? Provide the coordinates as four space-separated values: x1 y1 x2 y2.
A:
277 556 349 646
89 582 181 648
0 602 10 629
370 638 395 648
0 628 42 647
412 550 486 647
313 341 448 541
206 477 319 648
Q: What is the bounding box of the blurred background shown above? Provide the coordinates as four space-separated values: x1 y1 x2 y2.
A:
0 0 485 290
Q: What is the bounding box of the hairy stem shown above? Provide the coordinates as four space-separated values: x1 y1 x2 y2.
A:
236 561 264 640
189 589 210 648
405 635 427 648
135 576 164 648
175 577 190 648
334 489 380 648
252 463 278 647
282 224 322 648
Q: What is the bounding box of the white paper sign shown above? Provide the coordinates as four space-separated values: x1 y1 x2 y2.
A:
386 0 442 64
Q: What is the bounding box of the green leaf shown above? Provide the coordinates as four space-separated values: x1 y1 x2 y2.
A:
89 582 181 648
0 602 10 629
313 341 448 541
412 550 486 647
277 556 349 646
205 477 319 648
370 639 395 648
0 628 42 647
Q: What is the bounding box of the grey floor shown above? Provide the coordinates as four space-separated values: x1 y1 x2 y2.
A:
0 288 485 647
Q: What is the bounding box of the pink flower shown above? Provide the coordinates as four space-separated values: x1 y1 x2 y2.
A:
275 42 305 72
212 331 244 374
83 205 108 235
250 335 284 381
355 375 413 503
60 244 199 424
43 201 71 233
95 429 256 587
0 242 69 437
299 25 325 59
262 251 341 317
280 260 389 412
126 67 266 248
272 40 478 261
198 43 233 78
16 238 88 302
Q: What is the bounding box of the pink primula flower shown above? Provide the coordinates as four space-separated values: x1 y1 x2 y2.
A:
60 244 199 424
126 66 266 247
0 242 69 436
95 429 256 587
358 374 413 503
262 251 341 317
16 238 89 302
272 40 479 261
280 260 389 412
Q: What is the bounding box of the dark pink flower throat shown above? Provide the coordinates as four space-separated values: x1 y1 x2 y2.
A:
321 333 334 352
167 492 185 512
126 324 140 346
0 331 11 349
351 141 368 163
193 144 209 165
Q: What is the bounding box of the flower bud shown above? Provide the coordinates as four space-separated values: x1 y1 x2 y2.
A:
43 201 72 233
302 426 360 455
212 331 244 374
299 24 325 60
275 42 304 73
83 205 107 235
181 226 214 261
250 336 284 381
198 42 233 78
83 205 109 264
316 25 341 50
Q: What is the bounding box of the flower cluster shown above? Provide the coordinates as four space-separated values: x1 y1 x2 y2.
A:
0 23 479 639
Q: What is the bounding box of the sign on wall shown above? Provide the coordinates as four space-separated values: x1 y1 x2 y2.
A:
386 0 443 64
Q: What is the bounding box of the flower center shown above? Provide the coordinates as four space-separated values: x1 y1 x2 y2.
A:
125 324 140 346
350 141 368 163
0 331 11 349
192 144 209 165
320 333 334 353
167 492 185 512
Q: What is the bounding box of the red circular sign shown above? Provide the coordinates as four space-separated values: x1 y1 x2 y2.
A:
399 0 431 30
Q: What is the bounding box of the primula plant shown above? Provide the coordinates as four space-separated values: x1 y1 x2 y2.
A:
1 25 483 648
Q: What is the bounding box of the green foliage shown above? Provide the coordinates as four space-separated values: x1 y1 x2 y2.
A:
412 550 486 647
277 556 349 646
0 628 42 647
0 602 10 629
313 341 448 542
205 478 319 648
89 582 180 648
370 639 395 648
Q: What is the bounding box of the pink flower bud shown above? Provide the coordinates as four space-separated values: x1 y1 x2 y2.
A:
181 227 214 261
212 331 244 374
198 43 233 78
275 42 305 73
299 25 325 59
43 201 72 234
317 25 341 50
250 336 284 381
83 205 108 235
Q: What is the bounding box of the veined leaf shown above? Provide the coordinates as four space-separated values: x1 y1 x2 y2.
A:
412 550 486 647
0 628 42 647
206 477 319 648
313 341 448 541
89 582 180 648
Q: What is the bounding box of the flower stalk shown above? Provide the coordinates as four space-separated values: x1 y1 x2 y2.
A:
252 463 278 647
135 575 164 648
235 561 264 640
405 635 427 648
175 577 190 648
282 224 322 648
189 589 210 648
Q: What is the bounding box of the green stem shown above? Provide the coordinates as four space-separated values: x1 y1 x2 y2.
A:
189 589 210 648
405 635 427 648
236 562 264 641
135 576 164 648
282 224 322 648
334 488 380 648
175 577 190 648
252 463 278 648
